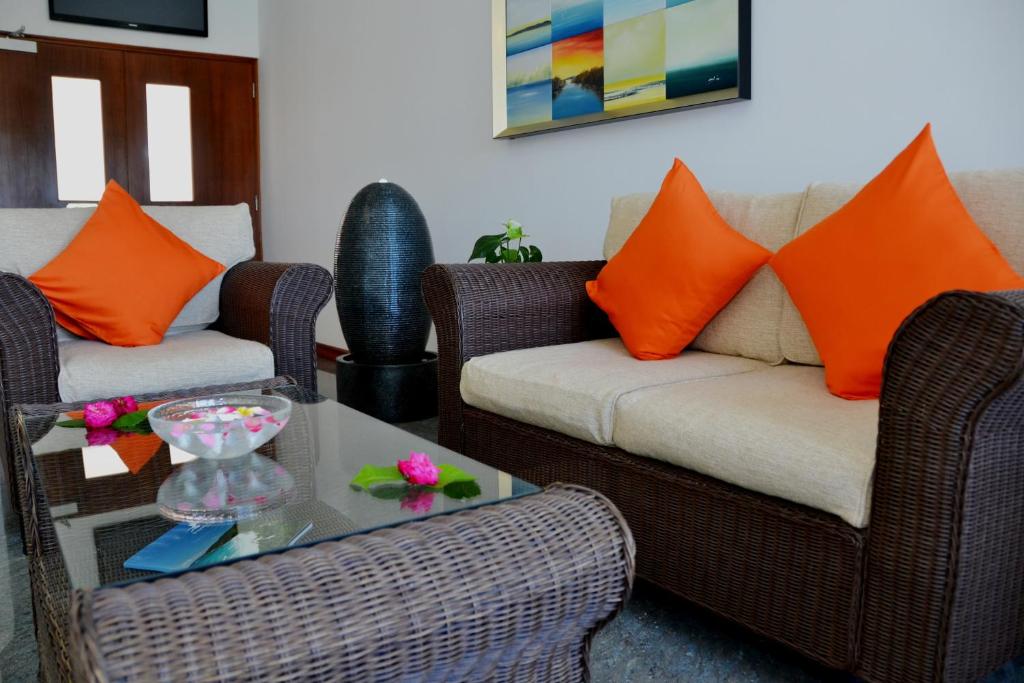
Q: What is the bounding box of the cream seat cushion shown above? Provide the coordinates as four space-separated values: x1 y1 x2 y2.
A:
604 190 803 364
780 169 1024 365
58 330 275 402
460 339 767 446
613 364 879 527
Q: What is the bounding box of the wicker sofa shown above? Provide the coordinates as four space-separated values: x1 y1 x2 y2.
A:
0 204 333 526
422 169 1024 683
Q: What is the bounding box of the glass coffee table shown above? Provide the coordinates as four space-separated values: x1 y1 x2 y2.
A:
14 378 541 681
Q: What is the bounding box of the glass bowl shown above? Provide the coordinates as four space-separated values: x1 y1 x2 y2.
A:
157 452 296 523
149 394 292 460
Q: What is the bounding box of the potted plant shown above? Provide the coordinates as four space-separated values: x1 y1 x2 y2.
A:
469 220 543 263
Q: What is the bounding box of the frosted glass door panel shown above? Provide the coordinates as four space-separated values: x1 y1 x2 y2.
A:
146 84 194 202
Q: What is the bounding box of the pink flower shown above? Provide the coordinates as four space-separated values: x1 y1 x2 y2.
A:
400 489 436 514
112 396 138 416
85 428 119 446
83 401 118 429
397 451 440 487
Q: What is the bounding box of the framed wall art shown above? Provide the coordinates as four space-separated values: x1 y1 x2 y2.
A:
492 0 751 138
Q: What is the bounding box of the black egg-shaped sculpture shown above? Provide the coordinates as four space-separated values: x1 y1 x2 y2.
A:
334 180 435 364
334 180 438 423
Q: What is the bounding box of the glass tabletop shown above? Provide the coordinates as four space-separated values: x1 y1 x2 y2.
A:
22 384 540 590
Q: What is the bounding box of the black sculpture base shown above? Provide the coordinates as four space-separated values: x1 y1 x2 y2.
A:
336 353 438 423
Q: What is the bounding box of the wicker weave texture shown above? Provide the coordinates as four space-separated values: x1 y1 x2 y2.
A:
1 259 330 524
463 407 862 670
0 273 61 535
860 290 1024 683
422 261 1024 682
69 485 635 683
335 182 435 364
214 261 334 395
421 262 612 450
16 378 297 682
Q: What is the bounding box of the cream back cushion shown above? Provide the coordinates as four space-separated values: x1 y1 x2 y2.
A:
0 204 255 339
779 169 1024 365
604 190 803 363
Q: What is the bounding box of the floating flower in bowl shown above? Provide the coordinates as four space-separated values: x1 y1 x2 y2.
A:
149 394 292 460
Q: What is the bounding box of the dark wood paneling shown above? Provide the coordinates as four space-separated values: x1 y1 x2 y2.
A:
0 42 129 207
38 42 130 198
6 31 256 64
0 33 261 257
0 48 52 207
125 52 261 257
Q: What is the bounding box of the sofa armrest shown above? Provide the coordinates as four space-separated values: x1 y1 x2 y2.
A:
0 273 60 521
860 289 1024 683
69 485 634 683
214 262 333 395
422 262 613 450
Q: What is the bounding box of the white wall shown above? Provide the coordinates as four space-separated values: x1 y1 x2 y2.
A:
0 0 258 56
258 0 1024 349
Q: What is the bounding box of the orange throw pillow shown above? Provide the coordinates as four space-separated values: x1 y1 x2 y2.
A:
586 159 771 360
30 181 225 347
771 124 1024 399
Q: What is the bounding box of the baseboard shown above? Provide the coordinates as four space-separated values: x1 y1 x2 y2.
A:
316 343 347 361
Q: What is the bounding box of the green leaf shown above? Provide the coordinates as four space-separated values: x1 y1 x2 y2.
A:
528 245 543 262
436 464 476 488
469 233 506 262
484 251 501 263
443 480 482 500
519 246 531 262
351 464 403 490
501 248 520 263
504 220 525 240
56 419 86 429
112 409 150 430
351 462 475 493
369 484 410 500
121 423 154 435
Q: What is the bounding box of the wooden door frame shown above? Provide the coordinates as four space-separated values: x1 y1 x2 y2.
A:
0 31 256 63
0 31 262 258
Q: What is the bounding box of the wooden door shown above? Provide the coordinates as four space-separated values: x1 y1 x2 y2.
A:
0 42 128 207
124 52 261 256
0 45 51 207
0 34 261 256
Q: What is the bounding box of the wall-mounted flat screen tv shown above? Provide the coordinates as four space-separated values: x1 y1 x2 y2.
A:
49 0 208 37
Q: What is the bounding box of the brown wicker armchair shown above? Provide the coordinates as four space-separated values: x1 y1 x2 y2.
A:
0 262 332 532
422 261 1024 683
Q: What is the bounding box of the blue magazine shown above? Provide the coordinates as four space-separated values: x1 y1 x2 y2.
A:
123 522 234 574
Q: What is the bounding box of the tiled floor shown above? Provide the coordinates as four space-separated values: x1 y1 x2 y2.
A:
1 373 1020 681
1 507 37 682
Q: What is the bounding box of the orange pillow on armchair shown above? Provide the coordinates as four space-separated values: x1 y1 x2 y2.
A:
771 124 1024 399
586 159 771 360
29 181 225 347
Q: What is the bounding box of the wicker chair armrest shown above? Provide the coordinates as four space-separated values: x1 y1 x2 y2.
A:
422 262 613 450
422 261 611 362
70 485 634 682
860 289 1024 683
214 261 333 395
0 272 60 519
